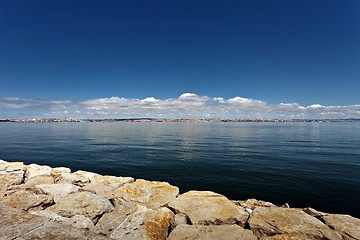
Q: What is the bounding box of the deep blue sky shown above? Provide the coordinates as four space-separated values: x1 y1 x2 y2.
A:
1 0 360 118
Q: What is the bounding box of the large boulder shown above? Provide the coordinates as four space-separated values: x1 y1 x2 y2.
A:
322 214 360 240
169 191 249 226
168 224 257 240
0 171 24 192
109 206 174 240
35 183 80 202
82 175 134 198
46 191 113 223
0 189 53 211
25 164 52 181
248 207 342 240
0 160 25 172
56 170 100 186
113 179 179 208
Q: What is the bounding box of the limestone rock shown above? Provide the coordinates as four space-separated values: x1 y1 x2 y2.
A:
95 203 139 235
110 206 174 240
51 167 71 180
56 170 100 186
173 213 188 227
303 207 327 217
46 191 113 223
235 198 276 210
0 170 24 192
0 189 53 211
35 183 79 202
322 214 360 240
0 202 49 239
169 191 249 226
0 161 25 172
25 164 52 181
113 179 179 208
9 175 54 190
82 175 134 198
29 210 95 231
168 224 257 240
248 207 342 240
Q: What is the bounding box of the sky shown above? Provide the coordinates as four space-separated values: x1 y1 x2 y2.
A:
1 0 360 119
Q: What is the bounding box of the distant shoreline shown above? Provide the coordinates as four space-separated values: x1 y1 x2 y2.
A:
1 118 360 123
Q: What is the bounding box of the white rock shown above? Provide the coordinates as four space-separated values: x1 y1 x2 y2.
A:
25 164 52 181
35 183 80 202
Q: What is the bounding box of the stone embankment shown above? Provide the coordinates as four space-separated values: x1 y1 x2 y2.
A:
0 159 359 240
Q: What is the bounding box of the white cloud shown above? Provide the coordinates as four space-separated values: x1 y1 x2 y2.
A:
1 94 360 119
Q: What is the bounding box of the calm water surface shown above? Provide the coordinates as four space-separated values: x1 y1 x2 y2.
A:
0 122 359 217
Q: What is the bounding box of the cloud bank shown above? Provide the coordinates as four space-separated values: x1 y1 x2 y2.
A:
1 93 360 119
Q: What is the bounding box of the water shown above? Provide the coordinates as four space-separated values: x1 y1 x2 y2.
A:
0 122 359 217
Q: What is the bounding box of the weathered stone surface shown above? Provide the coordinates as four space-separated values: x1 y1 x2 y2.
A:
234 198 276 210
9 175 55 190
95 203 139 235
110 206 174 240
303 207 327 217
0 202 49 239
248 207 342 240
168 224 257 240
29 210 95 231
113 179 179 208
0 189 53 211
0 161 25 172
0 170 24 192
16 220 110 240
82 175 134 198
322 214 360 240
25 164 52 181
35 183 79 202
173 213 188 227
56 170 100 186
169 191 249 226
46 191 113 222
51 167 71 181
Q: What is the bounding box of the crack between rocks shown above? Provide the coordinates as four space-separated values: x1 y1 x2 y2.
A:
12 219 51 240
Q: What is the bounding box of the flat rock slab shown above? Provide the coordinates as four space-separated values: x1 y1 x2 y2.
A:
169 190 249 226
35 183 79 202
0 189 53 211
322 214 360 240
110 206 174 240
0 161 25 172
82 175 134 198
168 224 257 240
46 191 113 222
56 170 100 186
0 202 109 240
113 179 179 208
248 207 342 240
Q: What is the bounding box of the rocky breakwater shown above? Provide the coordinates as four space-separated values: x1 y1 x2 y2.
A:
0 159 359 240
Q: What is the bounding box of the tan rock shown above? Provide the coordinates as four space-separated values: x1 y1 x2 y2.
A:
56 170 100 186
82 175 134 198
234 198 276 210
35 183 80 202
303 207 326 217
0 189 53 211
169 191 249 226
46 191 113 223
29 210 95 231
25 163 52 181
248 207 342 240
0 202 49 239
322 214 360 240
95 203 139 235
113 179 179 208
9 175 54 190
0 161 25 172
51 167 71 180
168 224 257 240
173 213 188 227
110 206 174 240
0 170 24 192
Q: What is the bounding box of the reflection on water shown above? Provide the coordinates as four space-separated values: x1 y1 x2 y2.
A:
0 122 359 217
